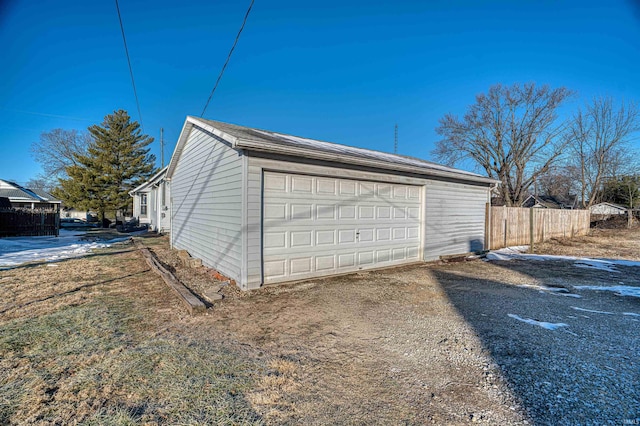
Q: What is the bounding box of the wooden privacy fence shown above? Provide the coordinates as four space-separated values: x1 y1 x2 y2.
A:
0 209 59 238
487 206 590 250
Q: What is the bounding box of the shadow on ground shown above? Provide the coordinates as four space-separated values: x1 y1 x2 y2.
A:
434 260 639 425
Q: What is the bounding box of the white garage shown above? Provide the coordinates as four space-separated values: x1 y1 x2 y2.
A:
167 117 497 290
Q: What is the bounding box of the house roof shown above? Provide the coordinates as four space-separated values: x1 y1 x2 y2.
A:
167 117 498 185
522 194 561 209
129 166 168 195
30 188 60 202
0 179 60 204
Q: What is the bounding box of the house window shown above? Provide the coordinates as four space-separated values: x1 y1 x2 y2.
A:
140 194 148 216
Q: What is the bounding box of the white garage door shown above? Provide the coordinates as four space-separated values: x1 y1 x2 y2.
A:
262 171 422 284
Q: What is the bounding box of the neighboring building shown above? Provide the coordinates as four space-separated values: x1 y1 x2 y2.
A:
166 117 497 290
589 202 627 216
60 207 97 221
129 166 170 233
0 179 61 211
521 194 577 209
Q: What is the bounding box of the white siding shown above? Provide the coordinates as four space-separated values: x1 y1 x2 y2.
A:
170 127 243 281
423 181 488 259
590 203 625 215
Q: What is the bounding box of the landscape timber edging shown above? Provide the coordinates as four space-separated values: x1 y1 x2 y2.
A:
134 240 207 315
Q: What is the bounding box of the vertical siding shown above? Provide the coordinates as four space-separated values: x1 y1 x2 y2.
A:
423 181 488 260
170 127 243 281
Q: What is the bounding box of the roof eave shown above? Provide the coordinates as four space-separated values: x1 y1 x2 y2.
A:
130 166 169 194
235 138 497 185
166 116 240 179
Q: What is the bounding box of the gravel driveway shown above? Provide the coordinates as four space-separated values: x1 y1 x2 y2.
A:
154 230 640 425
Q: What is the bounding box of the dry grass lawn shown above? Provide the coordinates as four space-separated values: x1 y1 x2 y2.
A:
1 225 638 424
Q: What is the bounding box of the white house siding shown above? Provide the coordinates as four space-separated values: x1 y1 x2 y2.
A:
170 127 244 281
423 181 488 260
590 203 626 215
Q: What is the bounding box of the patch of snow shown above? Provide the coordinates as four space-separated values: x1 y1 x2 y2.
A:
508 281 582 297
507 314 569 330
0 230 130 269
571 306 614 315
574 285 640 298
486 246 640 274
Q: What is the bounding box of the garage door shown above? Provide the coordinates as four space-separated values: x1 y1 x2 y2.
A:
262 171 422 283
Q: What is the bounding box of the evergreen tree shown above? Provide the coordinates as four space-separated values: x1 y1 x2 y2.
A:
55 110 156 224
602 175 640 208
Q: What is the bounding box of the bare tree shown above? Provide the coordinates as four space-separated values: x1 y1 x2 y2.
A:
535 165 579 206
434 83 574 206
30 129 90 188
567 97 640 207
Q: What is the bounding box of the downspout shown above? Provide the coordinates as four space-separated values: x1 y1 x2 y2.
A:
486 182 500 251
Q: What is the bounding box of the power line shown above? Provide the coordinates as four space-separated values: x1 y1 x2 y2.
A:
115 0 144 130
201 0 255 117
394 124 398 154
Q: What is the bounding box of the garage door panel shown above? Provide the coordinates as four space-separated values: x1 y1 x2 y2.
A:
290 257 312 275
264 203 286 220
339 205 356 219
338 253 356 268
315 255 335 271
359 251 374 265
264 232 286 249
358 228 374 242
290 231 312 247
359 206 375 219
264 259 286 279
291 176 313 193
263 172 422 283
316 179 336 194
317 204 336 219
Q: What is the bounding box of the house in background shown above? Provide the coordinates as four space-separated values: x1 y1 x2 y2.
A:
166 117 497 290
130 166 170 233
60 207 97 221
0 179 61 211
521 194 577 209
589 202 627 219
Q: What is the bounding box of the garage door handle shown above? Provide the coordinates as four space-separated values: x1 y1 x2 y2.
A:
356 231 359 241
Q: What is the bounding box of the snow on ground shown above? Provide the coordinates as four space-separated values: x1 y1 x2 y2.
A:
507 314 568 330
485 246 640 273
0 230 131 269
574 285 640 298
571 306 614 315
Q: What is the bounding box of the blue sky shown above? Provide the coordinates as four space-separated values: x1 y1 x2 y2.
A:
1 0 639 185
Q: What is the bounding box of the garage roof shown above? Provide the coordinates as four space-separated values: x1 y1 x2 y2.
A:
167 116 497 185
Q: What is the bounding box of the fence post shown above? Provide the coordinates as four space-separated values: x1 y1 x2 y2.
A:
503 208 507 249
529 208 535 253
485 203 490 251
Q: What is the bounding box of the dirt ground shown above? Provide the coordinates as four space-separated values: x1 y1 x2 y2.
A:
1 227 639 424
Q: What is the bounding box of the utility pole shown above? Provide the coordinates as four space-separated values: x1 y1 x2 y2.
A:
394 124 398 154
160 128 164 168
